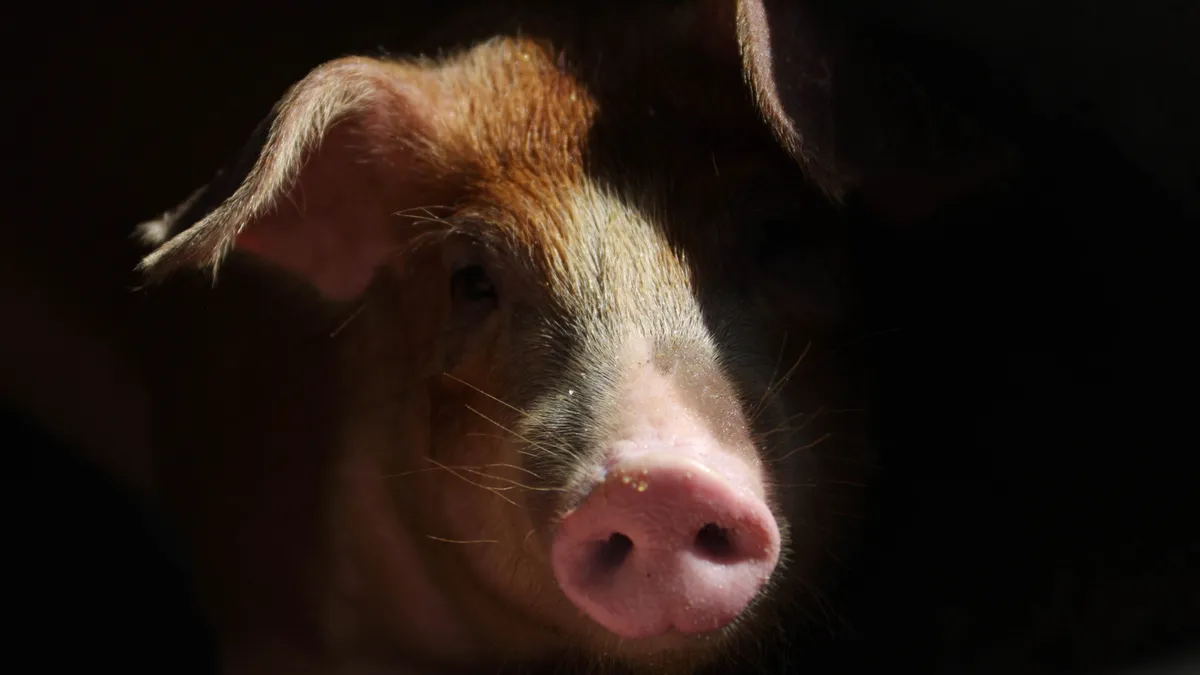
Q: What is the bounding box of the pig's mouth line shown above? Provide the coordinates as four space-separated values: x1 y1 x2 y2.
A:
589 621 744 664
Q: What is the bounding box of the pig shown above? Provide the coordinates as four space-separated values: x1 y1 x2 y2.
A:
125 2 924 673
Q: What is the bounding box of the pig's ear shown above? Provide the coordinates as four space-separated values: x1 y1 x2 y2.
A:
734 0 1017 223
135 57 443 301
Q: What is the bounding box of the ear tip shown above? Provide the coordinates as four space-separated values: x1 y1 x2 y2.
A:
132 215 184 282
133 217 172 248
133 219 231 283
134 246 171 281
132 213 192 281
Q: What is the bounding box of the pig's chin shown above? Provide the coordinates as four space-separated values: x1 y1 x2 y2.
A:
564 624 743 674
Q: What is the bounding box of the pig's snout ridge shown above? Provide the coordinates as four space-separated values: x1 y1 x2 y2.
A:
551 454 781 640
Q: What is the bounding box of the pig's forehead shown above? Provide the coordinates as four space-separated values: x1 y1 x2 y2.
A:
422 38 803 247
422 35 794 195
410 34 820 320
455 177 698 310
425 38 595 177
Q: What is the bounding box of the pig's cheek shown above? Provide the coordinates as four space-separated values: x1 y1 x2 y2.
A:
429 418 534 550
439 310 504 378
429 443 558 633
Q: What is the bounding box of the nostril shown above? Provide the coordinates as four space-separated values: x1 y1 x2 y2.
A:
694 522 736 561
594 532 634 571
552 457 784 640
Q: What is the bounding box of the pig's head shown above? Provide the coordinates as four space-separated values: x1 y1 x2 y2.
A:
136 6 869 673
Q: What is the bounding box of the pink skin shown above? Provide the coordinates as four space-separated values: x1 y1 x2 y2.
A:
551 353 782 640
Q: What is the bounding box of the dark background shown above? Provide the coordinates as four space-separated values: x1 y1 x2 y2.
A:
2 1 1196 673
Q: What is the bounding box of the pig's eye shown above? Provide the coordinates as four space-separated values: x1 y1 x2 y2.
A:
443 263 500 365
450 264 498 305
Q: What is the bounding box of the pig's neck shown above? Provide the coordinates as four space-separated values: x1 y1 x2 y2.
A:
329 435 485 669
194 402 505 675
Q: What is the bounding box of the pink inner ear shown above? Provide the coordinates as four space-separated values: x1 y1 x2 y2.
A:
202 58 444 303
137 57 451 294
233 200 397 303
230 132 403 303
228 107 424 303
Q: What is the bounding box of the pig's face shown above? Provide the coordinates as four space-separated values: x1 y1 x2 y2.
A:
138 25 868 675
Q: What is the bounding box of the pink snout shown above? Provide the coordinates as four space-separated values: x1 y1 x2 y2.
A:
551 453 782 639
